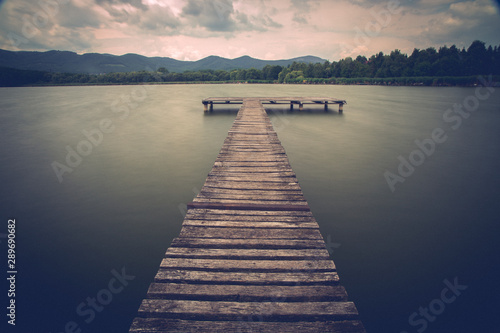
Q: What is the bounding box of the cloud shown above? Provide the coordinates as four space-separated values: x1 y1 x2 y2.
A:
56 1 102 28
181 0 236 32
0 0 98 52
414 0 500 46
290 0 314 24
0 0 499 62
180 0 282 34
450 0 497 16
95 0 146 10
138 6 181 32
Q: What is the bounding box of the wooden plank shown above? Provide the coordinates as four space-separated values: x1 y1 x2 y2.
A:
213 161 292 167
182 219 318 229
159 258 335 271
137 299 356 320
147 283 347 302
208 168 293 173
199 188 304 196
196 192 306 201
186 202 309 211
213 158 291 164
170 237 328 249
216 153 288 158
130 318 366 333
185 208 314 217
191 198 308 206
154 270 340 285
178 226 324 239
184 213 316 222
208 172 293 178
200 182 302 190
165 247 330 260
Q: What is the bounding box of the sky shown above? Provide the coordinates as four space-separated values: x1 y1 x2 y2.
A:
0 0 500 61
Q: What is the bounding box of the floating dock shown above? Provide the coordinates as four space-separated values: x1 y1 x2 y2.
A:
129 97 364 332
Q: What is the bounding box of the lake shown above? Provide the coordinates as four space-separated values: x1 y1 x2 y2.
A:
1 83 499 332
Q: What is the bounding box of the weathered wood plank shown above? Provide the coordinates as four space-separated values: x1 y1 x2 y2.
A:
178 226 324 239
170 237 328 249
130 318 366 333
206 175 298 182
165 247 330 260
154 270 340 285
159 258 335 272
184 213 316 222
182 219 318 229
208 171 295 176
200 187 303 195
191 198 308 206
196 192 306 201
186 208 314 217
146 283 347 301
214 159 291 169
137 299 356 320
221 145 281 149
200 182 302 191
186 202 309 211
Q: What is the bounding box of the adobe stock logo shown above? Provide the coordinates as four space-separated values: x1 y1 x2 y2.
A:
400 277 467 333
50 267 135 333
384 75 496 192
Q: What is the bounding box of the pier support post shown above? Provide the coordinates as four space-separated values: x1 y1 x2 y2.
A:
324 102 328 111
290 103 294 111
299 103 303 111
203 103 208 112
339 103 344 114
210 102 213 112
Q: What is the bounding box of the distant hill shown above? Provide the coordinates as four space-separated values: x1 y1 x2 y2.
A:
0 49 326 74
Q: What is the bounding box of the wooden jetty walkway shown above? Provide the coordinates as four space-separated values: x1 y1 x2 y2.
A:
202 97 346 112
129 97 365 332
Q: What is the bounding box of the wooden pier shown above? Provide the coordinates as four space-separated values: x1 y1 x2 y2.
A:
202 97 346 112
129 98 364 332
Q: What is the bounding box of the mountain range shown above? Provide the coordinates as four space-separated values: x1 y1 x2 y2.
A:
0 49 326 74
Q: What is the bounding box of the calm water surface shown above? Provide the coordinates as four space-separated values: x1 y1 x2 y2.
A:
1 84 499 332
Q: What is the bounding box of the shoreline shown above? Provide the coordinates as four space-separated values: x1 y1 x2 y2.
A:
2 77 499 88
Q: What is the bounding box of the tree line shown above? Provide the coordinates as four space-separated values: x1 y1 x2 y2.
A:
1 40 499 87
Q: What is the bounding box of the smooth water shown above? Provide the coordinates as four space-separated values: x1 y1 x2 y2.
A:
1 84 499 332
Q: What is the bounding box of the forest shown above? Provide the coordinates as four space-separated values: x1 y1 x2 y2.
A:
1 40 499 87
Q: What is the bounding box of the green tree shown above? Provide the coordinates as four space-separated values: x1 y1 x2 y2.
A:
246 68 262 80
465 40 488 75
284 70 305 83
277 67 290 83
262 65 283 80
